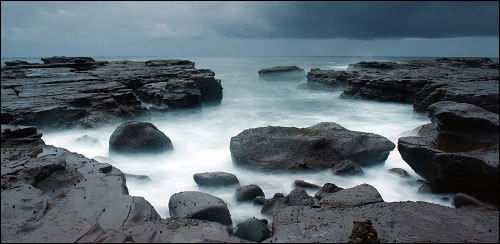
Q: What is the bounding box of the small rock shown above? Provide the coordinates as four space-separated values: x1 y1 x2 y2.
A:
168 191 232 225
388 168 410 178
253 196 266 205
109 121 173 154
332 160 364 176
236 184 264 201
294 179 321 189
73 135 101 146
193 172 239 186
314 183 344 200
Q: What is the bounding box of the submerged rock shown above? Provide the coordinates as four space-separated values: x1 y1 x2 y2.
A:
258 66 306 81
109 121 173 154
168 191 233 225
236 184 265 201
193 172 239 187
73 135 101 146
388 168 410 178
230 122 395 171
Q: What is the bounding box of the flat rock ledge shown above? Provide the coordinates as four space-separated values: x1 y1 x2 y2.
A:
1 125 244 243
230 122 395 171
264 183 499 243
258 66 306 81
1 56 223 129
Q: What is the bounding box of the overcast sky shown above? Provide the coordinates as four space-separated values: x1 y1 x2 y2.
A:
1 1 498 57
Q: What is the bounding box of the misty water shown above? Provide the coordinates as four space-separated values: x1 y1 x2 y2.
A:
18 56 456 224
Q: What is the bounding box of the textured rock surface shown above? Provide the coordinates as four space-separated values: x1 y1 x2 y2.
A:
109 121 173 154
339 58 499 113
266 202 499 243
317 184 384 208
230 122 395 171
193 172 239 187
168 191 233 225
231 217 272 242
388 168 410 178
314 183 344 200
293 180 321 189
305 68 357 90
1 57 223 128
331 159 365 176
1 125 244 243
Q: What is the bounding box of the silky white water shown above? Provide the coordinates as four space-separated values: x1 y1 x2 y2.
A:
39 56 454 224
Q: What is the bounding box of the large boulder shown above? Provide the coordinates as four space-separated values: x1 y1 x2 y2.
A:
168 191 232 225
230 122 395 171
193 172 239 187
258 66 306 81
109 121 173 154
398 123 499 205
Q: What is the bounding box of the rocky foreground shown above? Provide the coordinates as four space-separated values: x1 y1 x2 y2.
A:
1 57 223 128
303 58 499 114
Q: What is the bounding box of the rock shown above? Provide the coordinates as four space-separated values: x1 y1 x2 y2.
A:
294 180 321 189
388 168 410 178
123 173 152 182
258 66 306 81
230 122 395 171
1 126 244 243
348 219 380 243
427 101 499 134
231 217 272 242
341 58 498 111
168 191 232 225
236 184 265 201
305 68 357 90
286 188 314 207
332 160 365 176
109 121 173 154
145 59 195 67
1 57 223 128
73 135 101 146
453 192 498 210
314 183 344 200
4 60 35 66
254 196 266 205
193 172 239 187
398 123 499 205
266 201 499 243
318 184 384 208
261 193 287 215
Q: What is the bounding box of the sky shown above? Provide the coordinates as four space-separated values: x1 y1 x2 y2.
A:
1 1 499 57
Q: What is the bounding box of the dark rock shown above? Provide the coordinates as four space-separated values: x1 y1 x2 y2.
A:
314 183 344 200
109 121 173 154
258 66 306 81
348 219 380 243
332 160 365 176
318 184 384 208
4 60 35 66
266 201 499 243
254 196 266 205
417 183 434 194
73 135 101 146
123 173 152 182
231 217 272 242
168 191 232 225
236 184 264 201
294 179 321 189
286 188 314 207
261 193 287 215
427 101 499 134
1 126 244 242
388 168 410 178
398 123 499 205
305 68 357 90
340 58 498 111
1 57 223 128
453 192 498 210
230 122 395 171
145 59 195 67
193 172 239 187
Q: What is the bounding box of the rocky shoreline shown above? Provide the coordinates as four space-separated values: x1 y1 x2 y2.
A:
2 57 499 242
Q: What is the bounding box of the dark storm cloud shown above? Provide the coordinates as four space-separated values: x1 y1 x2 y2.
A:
220 1 499 39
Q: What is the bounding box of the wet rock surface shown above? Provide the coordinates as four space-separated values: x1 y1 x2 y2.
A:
109 121 173 154
168 191 233 225
335 58 499 113
293 179 321 189
236 184 265 201
1 125 244 242
265 184 499 243
331 159 365 176
388 168 410 178
1 57 223 128
193 172 239 187
305 68 356 90
230 217 272 242
230 122 395 171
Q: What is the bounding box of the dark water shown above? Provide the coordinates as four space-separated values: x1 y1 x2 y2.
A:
3 56 472 223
